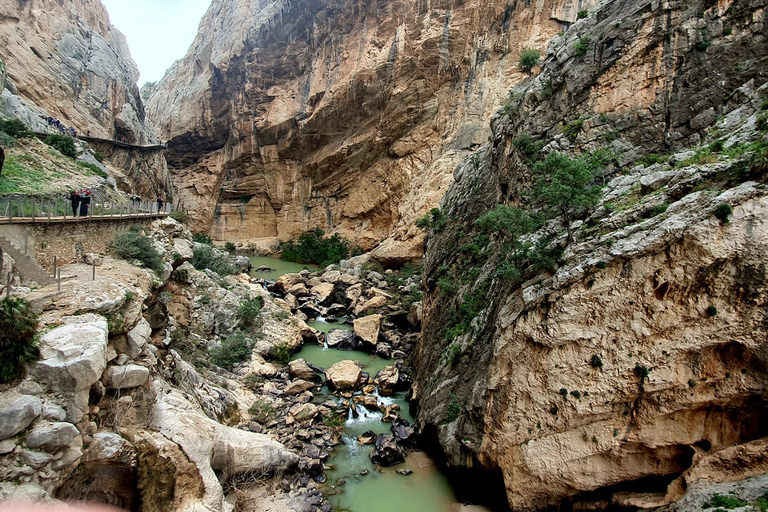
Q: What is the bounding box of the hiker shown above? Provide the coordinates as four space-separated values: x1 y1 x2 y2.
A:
69 190 80 216
156 195 163 213
79 190 91 217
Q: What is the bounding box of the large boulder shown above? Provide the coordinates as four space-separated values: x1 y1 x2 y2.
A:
326 329 358 350
276 273 305 294
115 317 151 359
173 238 194 262
284 379 315 395
25 422 80 452
370 434 406 466
353 296 388 316
354 314 382 352
311 282 335 305
289 358 322 383
29 315 109 422
325 360 362 391
0 395 41 440
102 364 150 390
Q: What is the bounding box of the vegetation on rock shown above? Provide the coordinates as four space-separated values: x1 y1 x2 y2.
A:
280 228 360 267
110 231 164 273
518 49 541 74
191 244 239 276
43 134 77 159
0 297 39 383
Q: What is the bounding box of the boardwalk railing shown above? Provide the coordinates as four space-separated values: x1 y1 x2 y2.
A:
0 197 172 222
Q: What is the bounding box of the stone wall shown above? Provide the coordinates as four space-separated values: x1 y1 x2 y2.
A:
0 218 160 271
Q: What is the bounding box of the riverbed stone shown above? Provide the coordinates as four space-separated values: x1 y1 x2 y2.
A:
0 395 41 440
370 434 406 466
289 359 322 383
354 314 382 352
353 296 387 316
102 364 150 389
312 282 335 305
285 379 315 395
326 329 357 350
26 422 80 451
20 449 52 469
290 403 319 424
325 360 362 391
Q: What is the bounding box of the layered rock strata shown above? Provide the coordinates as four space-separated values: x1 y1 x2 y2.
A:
147 0 597 259
414 0 768 509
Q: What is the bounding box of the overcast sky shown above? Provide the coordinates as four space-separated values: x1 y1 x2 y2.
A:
101 0 212 87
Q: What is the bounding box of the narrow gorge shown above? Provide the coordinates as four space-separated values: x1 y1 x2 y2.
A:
0 0 767 511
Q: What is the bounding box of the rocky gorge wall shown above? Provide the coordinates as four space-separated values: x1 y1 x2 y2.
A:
414 0 768 510
146 0 598 261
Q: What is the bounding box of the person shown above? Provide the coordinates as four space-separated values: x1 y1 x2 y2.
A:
79 190 91 217
69 190 80 216
156 195 163 213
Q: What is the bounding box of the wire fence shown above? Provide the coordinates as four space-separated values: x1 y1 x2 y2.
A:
0 197 173 221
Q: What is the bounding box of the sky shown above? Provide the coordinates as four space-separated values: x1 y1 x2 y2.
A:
101 0 213 87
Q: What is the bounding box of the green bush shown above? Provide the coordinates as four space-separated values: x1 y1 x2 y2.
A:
706 305 718 316
170 211 189 223
562 119 584 142
0 298 39 383
590 355 603 369
193 233 213 245
514 132 544 162
443 394 461 424
77 162 108 178
707 494 746 509
0 118 32 139
211 332 254 370
237 296 264 330
110 231 164 272
224 242 236 252
93 151 106 162
249 399 277 423
266 341 293 365
280 228 359 267
43 134 77 158
475 204 539 240
635 364 651 380
573 35 592 58
713 203 732 223
518 49 541 74
577 9 589 19
415 208 448 233
191 244 239 276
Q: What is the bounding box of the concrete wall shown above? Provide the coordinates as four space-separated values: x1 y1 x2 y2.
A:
0 217 157 270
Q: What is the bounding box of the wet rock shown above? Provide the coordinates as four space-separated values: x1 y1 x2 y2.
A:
299 302 322 318
357 430 376 445
370 434 406 466
353 314 382 352
360 469 369 476
325 360 362 391
26 422 80 452
0 395 41 440
326 329 357 350
390 418 416 445
289 358 323 383
298 457 324 476
396 468 413 475
325 303 347 317
375 342 392 359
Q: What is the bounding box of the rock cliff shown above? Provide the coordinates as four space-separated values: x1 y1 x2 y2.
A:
414 0 768 509
146 0 598 259
0 0 155 144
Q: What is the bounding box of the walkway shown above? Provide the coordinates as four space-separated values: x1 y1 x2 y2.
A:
0 211 169 225
32 131 166 151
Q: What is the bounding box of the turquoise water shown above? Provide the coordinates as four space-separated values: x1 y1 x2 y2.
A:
309 316 353 334
293 344 459 512
248 255 320 279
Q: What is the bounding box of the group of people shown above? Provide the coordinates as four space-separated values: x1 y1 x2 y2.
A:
68 190 92 217
42 116 78 137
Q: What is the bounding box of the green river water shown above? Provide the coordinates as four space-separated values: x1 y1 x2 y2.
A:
248 255 320 279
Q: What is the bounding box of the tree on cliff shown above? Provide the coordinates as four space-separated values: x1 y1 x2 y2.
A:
531 151 603 244
518 49 541 75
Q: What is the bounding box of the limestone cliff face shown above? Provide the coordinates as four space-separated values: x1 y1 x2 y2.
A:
0 0 155 144
414 0 768 509
147 0 597 258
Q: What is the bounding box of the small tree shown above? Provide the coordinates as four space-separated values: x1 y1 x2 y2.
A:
0 298 39 383
44 134 77 158
531 152 602 244
518 49 541 74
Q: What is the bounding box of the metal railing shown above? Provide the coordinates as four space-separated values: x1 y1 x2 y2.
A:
0 197 173 221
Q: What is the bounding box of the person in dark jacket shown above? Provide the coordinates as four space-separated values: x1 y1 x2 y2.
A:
69 190 80 216
79 190 91 217
156 195 163 213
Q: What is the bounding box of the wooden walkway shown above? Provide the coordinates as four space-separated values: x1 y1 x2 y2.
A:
0 211 169 225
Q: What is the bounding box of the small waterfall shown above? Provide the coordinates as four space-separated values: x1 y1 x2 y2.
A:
346 404 383 426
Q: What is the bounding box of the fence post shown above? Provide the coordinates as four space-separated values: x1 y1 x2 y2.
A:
53 256 57 278
57 270 61 292
92 260 96 281
24 230 28 255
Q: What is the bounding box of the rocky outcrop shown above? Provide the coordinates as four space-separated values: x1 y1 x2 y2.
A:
0 0 155 144
414 0 768 510
146 0 598 255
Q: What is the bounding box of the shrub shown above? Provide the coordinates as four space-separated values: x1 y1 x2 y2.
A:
237 296 264 330
443 394 461 424
706 306 718 316
562 119 584 142
713 203 732 223
757 113 768 132
518 49 541 74
244 374 265 391
191 244 239 276
695 40 712 51
590 354 603 369
577 9 589 19
78 162 107 178
224 242 236 252
415 208 448 233
0 298 39 383
249 399 277 423
514 132 544 162
44 134 77 158
211 332 253 370
707 494 746 509
475 204 539 240
170 211 189 223
688 378 698 388
266 341 293 365
110 231 164 272
595 260 608 269
193 233 213 245
570 390 581 399
0 118 32 139
447 342 462 365
93 151 106 162
280 228 359 267
573 35 591 58
709 140 725 153
634 364 651 380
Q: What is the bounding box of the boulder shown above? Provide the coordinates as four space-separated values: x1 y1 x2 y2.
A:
121 317 151 358
102 364 150 389
0 395 41 440
311 282 335 305
353 296 388 316
289 359 322 383
390 417 416 445
320 270 342 283
325 361 362 391
234 255 252 272
29 315 108 422
326 329 358 350
357 430 376 445
276 273 305 294
354 314 382 352
298 457 324 476
290 403 319 424
82 432 134 462
370 434 406 466
285 379 315 395
345 283 363 304
173 238 194 261
407 302 422 329
25 422 80 452
375 365 402 396
20 450 52 469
